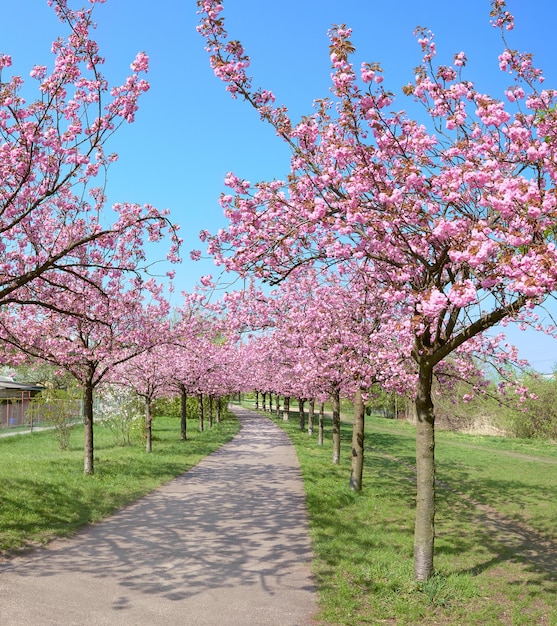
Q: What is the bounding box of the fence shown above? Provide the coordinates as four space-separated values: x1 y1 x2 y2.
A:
0 395 83 429
0 392 34 428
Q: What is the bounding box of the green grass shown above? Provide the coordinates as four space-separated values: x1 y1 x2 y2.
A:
4 402 556 624
266 408 557 625
0 414 240 555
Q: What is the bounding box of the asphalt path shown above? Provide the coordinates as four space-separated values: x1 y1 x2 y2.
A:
0 406 317 625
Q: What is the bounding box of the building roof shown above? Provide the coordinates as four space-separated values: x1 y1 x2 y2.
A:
0 378 45 393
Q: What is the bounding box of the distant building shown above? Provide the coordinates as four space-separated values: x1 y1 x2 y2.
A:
0 377 45 428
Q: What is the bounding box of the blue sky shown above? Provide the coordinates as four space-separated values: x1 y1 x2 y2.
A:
2 0 557 371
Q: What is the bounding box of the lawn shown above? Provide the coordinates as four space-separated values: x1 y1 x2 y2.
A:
267 407 557 625
0 414 240 555
3 401 556 625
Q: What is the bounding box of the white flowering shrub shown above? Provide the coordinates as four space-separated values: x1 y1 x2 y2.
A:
97 386 143 446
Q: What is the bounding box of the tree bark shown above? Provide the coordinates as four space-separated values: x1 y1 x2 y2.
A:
208 394 214 428
282 396 290 421
349 388 365 492
308 399 315 435
145 397 152 453
255 390 259 410
332 388 341 464
414 361 436 581
298 398 305 431
83 380 94 475
318 402 325 446
180 386 187 440
216 396 221 423
198 393 204 432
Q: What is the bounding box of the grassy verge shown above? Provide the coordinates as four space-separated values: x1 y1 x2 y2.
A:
265 407 557 625
0 414 240 556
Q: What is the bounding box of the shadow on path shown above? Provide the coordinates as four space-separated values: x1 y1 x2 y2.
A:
0 407 317 626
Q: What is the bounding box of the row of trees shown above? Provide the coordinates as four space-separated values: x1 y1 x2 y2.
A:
4 0 556 589
0 2 241 473
196 0 557 581
0 0 177 471
0 284 245 467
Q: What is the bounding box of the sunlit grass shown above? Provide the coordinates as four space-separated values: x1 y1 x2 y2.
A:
4 400 556 624
267 408 557 625
0 414 239 554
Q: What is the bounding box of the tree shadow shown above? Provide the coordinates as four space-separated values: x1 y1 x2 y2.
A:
373 433 557 596
0 408 317 625
438 477 557 595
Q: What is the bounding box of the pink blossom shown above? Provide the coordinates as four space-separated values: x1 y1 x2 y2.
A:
447 280 477 307
453 52 467 67
419 289 448 318
0 54 12 69
130 51 149 73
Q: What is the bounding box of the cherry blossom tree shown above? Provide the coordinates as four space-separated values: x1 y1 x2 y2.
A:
111 340 174 453
0 0 180 311
162 341 194 441
0 0 182 474
217 266 412 492
166 296 239 434
197 0 557 580
273 268 412 489
0 271 170 475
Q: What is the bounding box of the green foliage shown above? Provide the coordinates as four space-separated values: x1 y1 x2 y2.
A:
152 395 231 422
367 384 411 419
152 395 181 418
10 361 78 391
27 389 81 450
432 378 508 434
503 372 557 439
427 370 557 440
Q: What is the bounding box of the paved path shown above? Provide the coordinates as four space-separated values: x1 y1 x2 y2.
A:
0 425 55 437
0 407 317 625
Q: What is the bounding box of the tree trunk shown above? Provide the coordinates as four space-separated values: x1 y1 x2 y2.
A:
180 387 187 440
262 392 267 412
216 396 221 423
332 388 341 464
299 398 305 431
83 381 94 475
308 399 315 436
283 396 290 421
198 393 204 432
255 390 259 410
406 398 418 423
414 361 436 581
318 402 325 446
145 397 153 453
208 395 214 428
349 388 365 492
275 395 281 418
